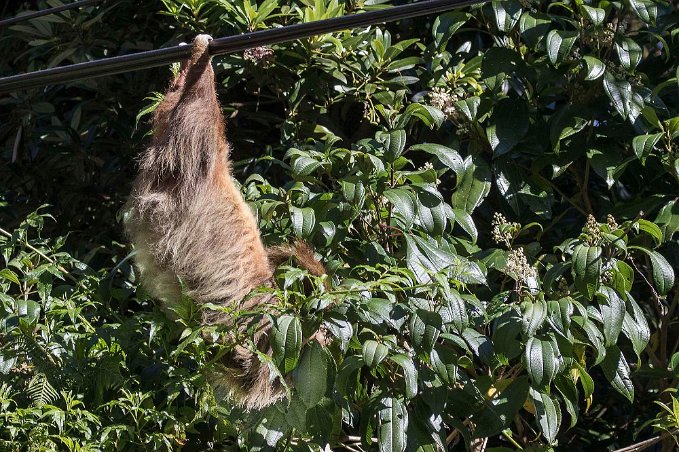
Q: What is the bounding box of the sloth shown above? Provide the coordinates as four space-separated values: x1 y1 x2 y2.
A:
124 34 325 410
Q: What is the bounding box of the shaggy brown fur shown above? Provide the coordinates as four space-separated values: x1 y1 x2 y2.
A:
124 35 326 410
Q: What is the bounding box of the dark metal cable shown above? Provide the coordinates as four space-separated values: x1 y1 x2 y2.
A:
0 0 483 94
0 0 106 28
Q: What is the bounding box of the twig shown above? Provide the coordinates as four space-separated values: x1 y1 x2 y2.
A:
612 429 679 452
0 226 78 283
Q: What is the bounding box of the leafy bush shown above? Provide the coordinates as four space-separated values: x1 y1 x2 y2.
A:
1 0 678 450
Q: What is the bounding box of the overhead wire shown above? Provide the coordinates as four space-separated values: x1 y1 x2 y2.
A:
0 0 484 93
0 0 106 28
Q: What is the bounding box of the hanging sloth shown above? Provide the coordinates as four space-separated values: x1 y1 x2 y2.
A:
123 35 326 410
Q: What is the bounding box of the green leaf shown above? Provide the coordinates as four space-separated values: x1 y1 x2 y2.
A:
574 362 595 400
632 133 662 163
529 388 562 444
432 11 470 48
409 143 463 174
615 37 642 71
588 148 633 189
271 315 303 374
341 178 366 208
582 56 606 81
550 105 588 152
415 187 447 235
521 300 547 337
16 299 41 324
625 0 657 24
525 337 558 388
389 354 418 399
405 234 486 285
252 406 288 449
547 298 573 335
289 206 315 238
292 156 322 176
635 219 663 246
451 155 492 213
403 103 444 128
473 376 530 437
574 316 606 365
431 346 458 384
492 0 522 32
454 96 480 121
452 208 478 243
292 342 330 407
439 289 469 333
630 247 675 295
0 269 20 286
378 397 408 452
519 11 551 48
622 296 650 359
381 129 407 161
385 188 416 230
596 287 626 347
363 340 389 369
572 244 602 298
336 355 363 398
0 353 17 374
546 30 578 65
486 98 530 158
603 71 643 122
655 200 679 241
410 309 442 353
580 5 605 25
554 375 579 428
600 346 634 401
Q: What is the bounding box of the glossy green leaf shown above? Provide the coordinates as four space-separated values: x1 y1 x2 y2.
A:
521 300 547 337
632 133 662 163
572 243 602 298
336 355 363 398
439 289 469 333
431 346 458 384
390 354 418 399
580 5 605 25
625 0 657 24
409 143 463 174
292 342 330 407
473 376 530 437
519 11 551 48
492 0 522 32
630 247 675 295
271 315 303 374
454 96 481 121
583 56 606 81
378 397 408 452
600 346 634 402
525 337 558 388
385 188 416 229
432 11 470 47
529 387 562 444
289 206 316 238
452 208 477 243
597 287 626 347
554 375 579 428
546 30 578 65
451 155 492 213
622 296 650 359
410 309 442 353
615 37 642 71
363 340 389 369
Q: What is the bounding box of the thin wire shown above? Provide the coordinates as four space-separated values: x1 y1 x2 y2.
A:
0 0 483 94
0 0 106 28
